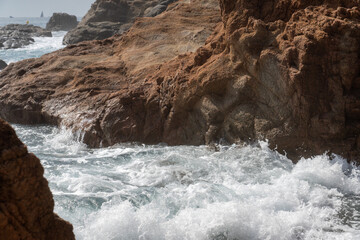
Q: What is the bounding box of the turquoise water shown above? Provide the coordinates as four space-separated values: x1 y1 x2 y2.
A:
1 16 360 240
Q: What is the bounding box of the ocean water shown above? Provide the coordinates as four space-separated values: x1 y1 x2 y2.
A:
13 125 360 240
0 17 67 63
1 17 360 240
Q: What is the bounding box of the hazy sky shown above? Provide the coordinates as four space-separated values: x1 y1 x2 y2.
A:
0 0 95 17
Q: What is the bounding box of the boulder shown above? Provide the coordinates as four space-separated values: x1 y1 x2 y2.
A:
46 13 78 31
0 24 52 49
63 0 178 44
0 118 75 240
0 59 7 70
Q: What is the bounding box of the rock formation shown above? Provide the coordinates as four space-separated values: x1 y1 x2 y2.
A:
0 24 52 49
46 13 78 31
0 60 7 70
0 0 359 161
63 0 179 44
0 118 75 240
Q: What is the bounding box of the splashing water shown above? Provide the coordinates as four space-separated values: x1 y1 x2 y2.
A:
12 124 360 240
0 31 66 64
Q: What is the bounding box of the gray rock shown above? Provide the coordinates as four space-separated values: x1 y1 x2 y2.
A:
144 0 177 17
0 60 7 70
63 21 131 44
46 13 78 31
63 0 178 45
0 24 52 49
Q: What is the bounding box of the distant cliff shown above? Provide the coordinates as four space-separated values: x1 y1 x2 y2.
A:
0 118 75 239
0 0 359 161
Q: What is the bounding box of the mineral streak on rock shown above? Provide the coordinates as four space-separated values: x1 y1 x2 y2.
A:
0 0 359 162
0 118 75 240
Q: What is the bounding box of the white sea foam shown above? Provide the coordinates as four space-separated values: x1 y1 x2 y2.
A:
0 31 66 63
12 124 360 240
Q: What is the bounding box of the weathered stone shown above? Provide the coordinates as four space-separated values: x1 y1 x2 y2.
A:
0 118 75 240
46 13 78 31
0 0 359 162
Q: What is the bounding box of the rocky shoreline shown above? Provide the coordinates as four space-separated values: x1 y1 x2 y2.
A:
0 0 359 162
63 0 179 44
0 24 52 49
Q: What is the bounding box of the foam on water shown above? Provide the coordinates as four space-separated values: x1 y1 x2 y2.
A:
0 31 66 63
13 124 360 240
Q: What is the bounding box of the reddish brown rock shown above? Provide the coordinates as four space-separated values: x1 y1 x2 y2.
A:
0 0 359 162
0 118 75 240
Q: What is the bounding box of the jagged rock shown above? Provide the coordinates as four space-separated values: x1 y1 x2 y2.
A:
0 0 359 162
0 60 7 70
0 24 52 49
0 118 75 240
46 13 78 31
63 0 178 44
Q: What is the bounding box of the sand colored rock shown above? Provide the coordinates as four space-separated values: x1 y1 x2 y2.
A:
0 0 359 161
0 118 75 240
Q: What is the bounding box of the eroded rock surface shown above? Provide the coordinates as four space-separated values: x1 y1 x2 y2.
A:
0 0 359 161
0 118 75 240
0 24 52 49
46 13 78 31
63 0 179 44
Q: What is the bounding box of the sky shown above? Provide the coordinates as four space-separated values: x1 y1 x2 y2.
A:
0 0 95 17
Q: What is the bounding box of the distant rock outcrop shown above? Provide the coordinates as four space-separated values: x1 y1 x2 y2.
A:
0 118 75 240
0 24 52 49
0 0 359 162
63 0 179 44
0 60 7 70
46 13 78 31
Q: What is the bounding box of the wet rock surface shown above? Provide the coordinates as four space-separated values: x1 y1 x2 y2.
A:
46 13 78 31
0 0 359 162
0 24 52 49
0 118 75 240
63 0 179 44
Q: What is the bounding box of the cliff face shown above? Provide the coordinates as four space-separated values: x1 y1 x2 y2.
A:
0 118 75 240
0 0 220 147
0 0 359 161
148 0 360 159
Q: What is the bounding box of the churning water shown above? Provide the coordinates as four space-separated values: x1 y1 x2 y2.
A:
2 16 360 240
13 124 360 240
0 17 66 63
